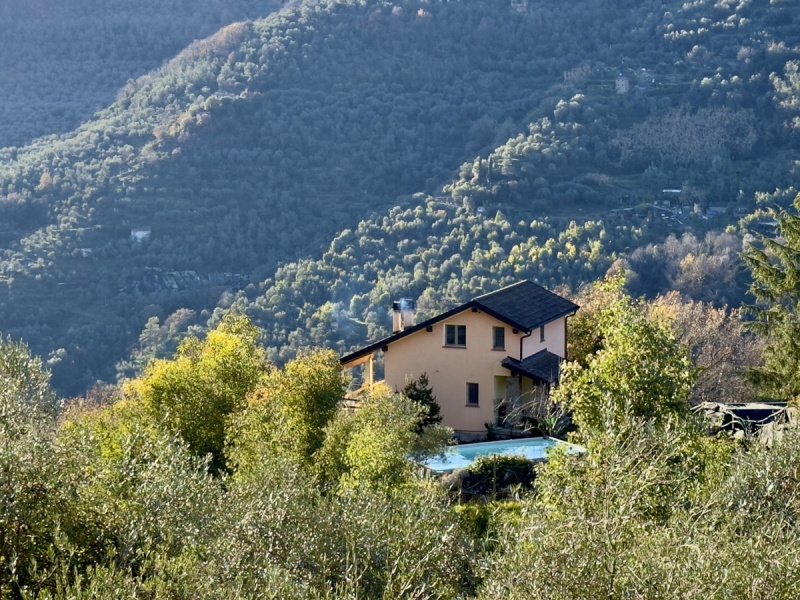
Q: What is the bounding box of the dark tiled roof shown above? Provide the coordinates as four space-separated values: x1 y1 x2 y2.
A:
340 280 578 365
340 303 468 365
502 350 563 385
472 281 579 332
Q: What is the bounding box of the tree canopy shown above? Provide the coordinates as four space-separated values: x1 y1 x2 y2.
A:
743 193 800 401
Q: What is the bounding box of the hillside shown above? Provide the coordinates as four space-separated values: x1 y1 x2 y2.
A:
1 0 799 393
0 0 280 147
192 109 759 370
128 0 800 377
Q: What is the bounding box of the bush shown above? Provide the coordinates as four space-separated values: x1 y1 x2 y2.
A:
442 455 538 501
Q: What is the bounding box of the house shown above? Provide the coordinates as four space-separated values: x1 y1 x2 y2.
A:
130 227 152 243
340 281 579 439
510 0 529 14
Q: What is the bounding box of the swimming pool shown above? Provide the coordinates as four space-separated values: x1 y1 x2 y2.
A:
419 437 584 474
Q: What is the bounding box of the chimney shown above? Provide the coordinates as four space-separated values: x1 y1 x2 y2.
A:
392 298 416 333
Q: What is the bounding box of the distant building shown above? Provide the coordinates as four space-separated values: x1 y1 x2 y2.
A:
615 75 630 95
510 0 529 14
130 228 152 243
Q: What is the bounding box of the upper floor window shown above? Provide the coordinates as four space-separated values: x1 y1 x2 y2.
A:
492 326 505 350
445 324 466 347
539 325 545 342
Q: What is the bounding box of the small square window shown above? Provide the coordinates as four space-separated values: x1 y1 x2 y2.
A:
467 382 479 406
445 324 466 347
492 326 505 350
540 325 545 342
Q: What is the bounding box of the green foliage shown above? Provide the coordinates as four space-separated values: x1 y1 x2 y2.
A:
220 466 471 599
743 193 800 401
0 0 280 147
227 348 347 478
0 407 64 597
773 60 800 130
0 321 797 599
315 388 438 491
565 281 619 367
554 279 695 437
337 391 421 491
0 338 64 595
128 314 267 471
444 455 538 502
479 418 736 599
454 500 522 543
403 372 442 430
59 420 222 578
0 335 58 434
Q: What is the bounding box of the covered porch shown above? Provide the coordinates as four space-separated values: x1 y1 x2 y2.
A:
493 350 564 431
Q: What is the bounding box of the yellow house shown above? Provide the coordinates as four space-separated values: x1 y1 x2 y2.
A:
340 281 579 439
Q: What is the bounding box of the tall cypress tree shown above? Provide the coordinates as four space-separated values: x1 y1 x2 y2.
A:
743 194 800 401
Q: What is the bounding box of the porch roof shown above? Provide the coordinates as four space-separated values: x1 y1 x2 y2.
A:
502 350 562 385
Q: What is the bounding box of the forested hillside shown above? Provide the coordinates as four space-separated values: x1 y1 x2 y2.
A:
0 0 280 147
1 0 799 393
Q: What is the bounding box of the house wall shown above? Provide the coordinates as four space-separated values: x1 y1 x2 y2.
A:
521 317 567 359
384 308 521 434
382 309 567 435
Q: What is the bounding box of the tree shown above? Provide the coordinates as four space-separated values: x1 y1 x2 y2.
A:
314 386 450 492
402 372 442 431
647 292 762 405
553 280 695 439
477 417 738 600
126 314 267 471
742 193 800 401
0 335 59 431
772 60 800 130
0 337 63 595
227 349 347 478
565 280 620 367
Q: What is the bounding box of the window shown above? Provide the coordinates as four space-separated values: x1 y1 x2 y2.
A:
539 325 545 342
445 324 466 347
467 382 479 406
492 326 505 350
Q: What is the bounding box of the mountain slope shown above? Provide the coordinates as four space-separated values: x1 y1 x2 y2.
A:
1 0 799 393
0 0 280 148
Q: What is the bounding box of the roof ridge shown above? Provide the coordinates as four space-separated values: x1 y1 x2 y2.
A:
472 279 532 301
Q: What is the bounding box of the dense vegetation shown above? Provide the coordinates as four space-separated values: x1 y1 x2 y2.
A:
0 0 280 147
1 0 799 394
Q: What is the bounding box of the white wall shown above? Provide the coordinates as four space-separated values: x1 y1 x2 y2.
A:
521 317 567 359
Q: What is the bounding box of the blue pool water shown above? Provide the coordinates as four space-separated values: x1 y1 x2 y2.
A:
420 437 583 474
